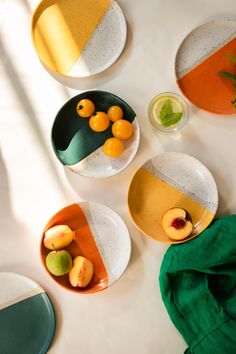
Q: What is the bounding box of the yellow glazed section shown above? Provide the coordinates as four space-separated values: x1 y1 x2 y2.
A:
32 0 110 74
128 168 214 243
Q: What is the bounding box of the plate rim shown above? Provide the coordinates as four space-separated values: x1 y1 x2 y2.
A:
127 152 219 244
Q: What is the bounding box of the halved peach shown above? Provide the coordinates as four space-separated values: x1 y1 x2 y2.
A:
161 208 193 240
69 256 94 288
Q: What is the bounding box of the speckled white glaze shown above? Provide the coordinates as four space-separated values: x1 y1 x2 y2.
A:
68 0 127 77
175 20 236 79
67 117 140 178
143 152 218 213
79 201 131 287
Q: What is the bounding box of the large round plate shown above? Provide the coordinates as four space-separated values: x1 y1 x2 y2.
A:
127 152 218 244
175 20 236 114
0 272 55 354
31 0 127 78
41 202 131 293
51 90 140 178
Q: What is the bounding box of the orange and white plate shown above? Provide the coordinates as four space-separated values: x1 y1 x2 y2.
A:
41 202 131 293
31 0 126 77
175 20 236 114
127 152 218 244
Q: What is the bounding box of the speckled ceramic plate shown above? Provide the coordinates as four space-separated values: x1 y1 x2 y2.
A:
41 202 131 293
0 272 55 354
175 20 236 114
51 90 140 178
31 0 127 77
127 152 218 244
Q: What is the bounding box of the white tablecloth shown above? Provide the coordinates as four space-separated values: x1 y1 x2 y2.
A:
1 0 236 353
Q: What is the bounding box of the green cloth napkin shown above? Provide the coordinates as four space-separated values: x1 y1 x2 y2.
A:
159 215 236 354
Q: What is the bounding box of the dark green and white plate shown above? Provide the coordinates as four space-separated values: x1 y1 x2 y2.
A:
0 272 55 354
51 90 140 178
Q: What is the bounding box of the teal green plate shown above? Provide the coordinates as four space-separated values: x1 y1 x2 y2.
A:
0 272 55 354
51 90 139 178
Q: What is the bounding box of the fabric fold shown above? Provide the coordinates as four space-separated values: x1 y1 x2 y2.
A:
159 215 236 353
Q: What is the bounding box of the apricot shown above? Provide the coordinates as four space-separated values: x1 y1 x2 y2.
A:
76 99 95 118
89 112 110 132
103 137 124 157
112 119 133 140
107 105 123 122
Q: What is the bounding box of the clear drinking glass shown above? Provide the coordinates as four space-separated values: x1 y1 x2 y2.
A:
148 92 189 134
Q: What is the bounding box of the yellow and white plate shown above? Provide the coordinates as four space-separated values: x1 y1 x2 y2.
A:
31 0 127 77
127 152 218 244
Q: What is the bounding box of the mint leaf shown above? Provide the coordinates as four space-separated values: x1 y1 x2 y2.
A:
218 71 236 82
226 55 236 63
162 112 183 127
160 100 172 123
160 99 183 127
231 96 236 108
219 55 236 106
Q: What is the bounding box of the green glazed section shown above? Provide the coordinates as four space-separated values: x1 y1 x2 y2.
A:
159 215 236 353
51 90 136 165
0 292 55 354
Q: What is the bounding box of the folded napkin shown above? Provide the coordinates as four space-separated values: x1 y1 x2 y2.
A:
159 215 236 354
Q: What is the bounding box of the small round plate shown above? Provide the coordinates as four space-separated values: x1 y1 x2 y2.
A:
51 90 140 178
175 20 236 114
127 152 218 244
41 202 131 293
0 272 55 354
31 0 127 78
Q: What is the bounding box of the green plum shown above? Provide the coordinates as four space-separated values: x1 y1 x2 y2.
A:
46 250 72 276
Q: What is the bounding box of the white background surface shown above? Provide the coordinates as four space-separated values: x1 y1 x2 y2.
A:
1 1 236 353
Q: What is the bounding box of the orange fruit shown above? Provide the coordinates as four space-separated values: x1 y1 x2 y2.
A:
107 105 123 122
112 119 133 140
89 112 110 132
76 99 95 118
103 138 124 157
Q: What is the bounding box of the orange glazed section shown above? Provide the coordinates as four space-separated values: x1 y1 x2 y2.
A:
41 204 108 293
